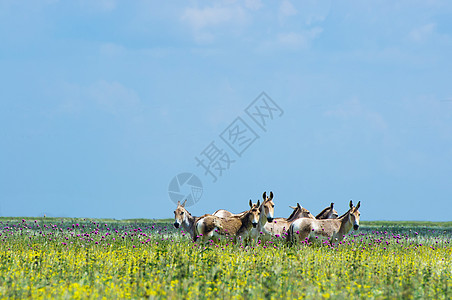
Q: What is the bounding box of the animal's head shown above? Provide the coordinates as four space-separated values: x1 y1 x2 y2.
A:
348 200 361 230
173 200 188 229
315 202 339 219
289 203 315 219
299 203 315 219
287 203 300 221
248 199 261 228
329 202 339 219
262 191 275 222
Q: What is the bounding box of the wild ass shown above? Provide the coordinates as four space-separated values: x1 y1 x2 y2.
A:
173 200 208 241
213 191 275 219
287 200 361 244
315 203 339 219
263 203 315 237
250 192 276 240
195 200 261 243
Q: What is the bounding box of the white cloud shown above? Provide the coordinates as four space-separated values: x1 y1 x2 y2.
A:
276 27 323 49
279 0 297 17
409 23 436 42
77 0 117 12
181 5 246 30
88 80 141 115
54 81 141 116
278 0 331 25
245 0 263 11
324 99 388 131
181 3 248 43
299 0 331 25
99 43 125 58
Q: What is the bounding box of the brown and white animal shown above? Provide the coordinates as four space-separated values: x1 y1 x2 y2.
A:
212 191 275 220
263 203 315 237
173 200 208 241
212 208 245 218
195 200 261 243
287 200 361 245
315 203 339 220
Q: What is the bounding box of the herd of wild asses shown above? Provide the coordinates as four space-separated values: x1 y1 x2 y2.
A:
173 192 361 245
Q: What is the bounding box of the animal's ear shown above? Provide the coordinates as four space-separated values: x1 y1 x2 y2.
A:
356 201 361 210
177 200 180 206
269 191 274 200
349 200 353 208
330 202 334 208
249 199 253 208
182 199 187 207
297 203 302 209
257 200 261 207
262 192 267 200
289 205 296 209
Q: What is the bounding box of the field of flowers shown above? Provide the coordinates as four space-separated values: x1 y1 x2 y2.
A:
0 217 451 299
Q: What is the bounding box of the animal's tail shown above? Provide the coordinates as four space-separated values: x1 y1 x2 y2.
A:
286 222 294 246
193 219 200 242
193 228 198 242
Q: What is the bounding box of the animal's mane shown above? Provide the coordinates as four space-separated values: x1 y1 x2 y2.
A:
286 206 300 221
259 200 269 211
338 208 352 219
315 207 330 219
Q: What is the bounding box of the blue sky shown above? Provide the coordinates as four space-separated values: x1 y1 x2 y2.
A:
0 0 451 221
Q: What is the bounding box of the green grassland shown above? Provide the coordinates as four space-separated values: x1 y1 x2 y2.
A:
0 217 451 299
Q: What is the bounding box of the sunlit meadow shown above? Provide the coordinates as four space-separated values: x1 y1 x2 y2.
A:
0 217 451 299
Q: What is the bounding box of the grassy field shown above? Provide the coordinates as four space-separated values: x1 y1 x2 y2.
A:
0 217 451 299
